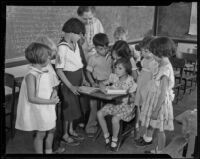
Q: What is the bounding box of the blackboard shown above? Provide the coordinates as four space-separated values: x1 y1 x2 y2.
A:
157 2 197 41
6 6 155 61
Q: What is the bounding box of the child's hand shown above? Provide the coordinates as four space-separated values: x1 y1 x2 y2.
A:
50 95 60 104
69 85 80 95
91 82 99 88
82 80 90 87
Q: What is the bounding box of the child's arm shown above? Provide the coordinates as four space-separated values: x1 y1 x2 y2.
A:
26 74 59 105
56 68 80 95
81 70 90 86
86 71 98 87
151 75 168 119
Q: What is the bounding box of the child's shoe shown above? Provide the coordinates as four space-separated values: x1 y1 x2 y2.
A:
110 137 120 152
104 133 111 150
135 137 152 147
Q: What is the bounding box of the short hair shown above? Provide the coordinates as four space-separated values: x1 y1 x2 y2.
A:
149 36 176 58
25 42 50 65
77 6 95 16
35 35 57 57
111 40 131 60
62 18 86 36
115 58 132 75
113 26 127 39
139 36 155 50
93 33 109 47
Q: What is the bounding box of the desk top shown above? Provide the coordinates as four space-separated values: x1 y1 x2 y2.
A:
80 90 126 101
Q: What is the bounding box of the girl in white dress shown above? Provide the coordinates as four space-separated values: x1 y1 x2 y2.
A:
15 42 60 154
135 37 176 154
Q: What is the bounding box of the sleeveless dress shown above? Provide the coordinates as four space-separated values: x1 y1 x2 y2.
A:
139 62 175 131
15 66 56 131
134 58 158 106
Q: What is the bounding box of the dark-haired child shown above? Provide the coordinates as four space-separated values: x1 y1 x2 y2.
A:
15 43 60 154
85 33 112 135
111 40 138 81
77 6 104 61
136 37 175 154
55 18 88 146
97 58 137 151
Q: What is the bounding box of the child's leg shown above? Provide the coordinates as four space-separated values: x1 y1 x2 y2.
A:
157 130 166 152
97 109 110 144
33 131 46 154
85 99 98 133
111 116 121 149
134 105 141 139
143 126 154 142
45 128 55 154
63 120 69 139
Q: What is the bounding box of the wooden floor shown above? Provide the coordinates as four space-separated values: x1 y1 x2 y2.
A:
5 87 197 154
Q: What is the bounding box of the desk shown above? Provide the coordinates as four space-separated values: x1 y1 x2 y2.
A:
175 109 197 158
79 89 127 141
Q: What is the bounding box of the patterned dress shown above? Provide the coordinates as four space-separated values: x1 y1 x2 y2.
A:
139 62 175 131
101 74 137 122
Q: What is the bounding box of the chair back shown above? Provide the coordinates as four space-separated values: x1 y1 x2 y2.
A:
5 73 15 90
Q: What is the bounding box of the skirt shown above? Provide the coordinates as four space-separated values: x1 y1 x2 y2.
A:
61 69 83 122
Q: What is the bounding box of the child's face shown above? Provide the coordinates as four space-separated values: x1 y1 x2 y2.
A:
40 58 50 68
114 34 127 42
112 51 121 62
70 33 81 43
80 10 94 25
115 63 126 78
141 48 152 58
95 46 108 56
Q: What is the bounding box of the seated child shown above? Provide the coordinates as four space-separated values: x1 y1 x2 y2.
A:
97 58 137 151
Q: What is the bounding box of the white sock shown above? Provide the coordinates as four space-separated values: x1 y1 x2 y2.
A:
111 137 118 147
45 149 52 154
104 133 110 144
143 134 152 142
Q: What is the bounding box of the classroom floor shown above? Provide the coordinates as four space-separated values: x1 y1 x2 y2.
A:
5 86 197 154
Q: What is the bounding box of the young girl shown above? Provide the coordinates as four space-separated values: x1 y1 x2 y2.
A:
55 18 87 146
15 43 60 154
77 6 104 61
133 36 158 140
111 40 138 81
97 58 137 151
136 37 176 154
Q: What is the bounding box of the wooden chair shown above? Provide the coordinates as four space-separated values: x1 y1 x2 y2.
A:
4 73 16 139
181 53 197 94
169 56 185 103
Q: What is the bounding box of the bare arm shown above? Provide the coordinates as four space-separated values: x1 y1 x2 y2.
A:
26 74 59 105
86 70 96 87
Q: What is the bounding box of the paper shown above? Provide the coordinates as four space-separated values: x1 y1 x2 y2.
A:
105 89 127 95
78 86 100 94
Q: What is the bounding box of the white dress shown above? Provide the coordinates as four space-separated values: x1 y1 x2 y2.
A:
15 66 56 131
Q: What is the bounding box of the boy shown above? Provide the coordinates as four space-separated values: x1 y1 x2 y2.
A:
85 33 112 136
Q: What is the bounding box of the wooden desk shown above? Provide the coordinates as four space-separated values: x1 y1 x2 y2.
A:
79 89 127 141
175 109 197 158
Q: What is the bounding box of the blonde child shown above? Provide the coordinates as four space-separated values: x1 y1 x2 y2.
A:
77 6 104 61
133 36 158 140
97 58 137 151
111 40 138 81
85 33 112 136
136 37 175 154
55 18 88 146
15 43 60 154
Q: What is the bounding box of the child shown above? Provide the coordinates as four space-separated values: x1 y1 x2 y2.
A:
15 43 60 154
113 26 141 66
55 18 88 146
97 58 137 151
136 37 175 154
133 36 158 140
77 6 104 61
85 33 112 136
111 40 138 81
